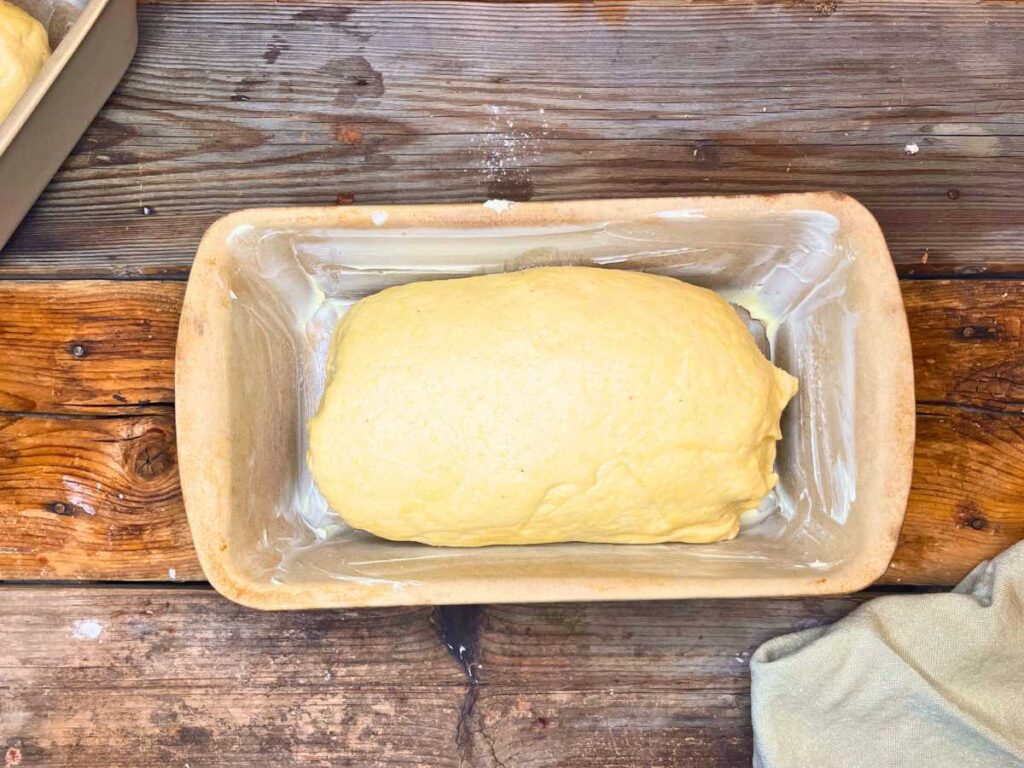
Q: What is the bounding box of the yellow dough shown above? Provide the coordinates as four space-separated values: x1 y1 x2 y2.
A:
0 1 50 123
308 266 798 547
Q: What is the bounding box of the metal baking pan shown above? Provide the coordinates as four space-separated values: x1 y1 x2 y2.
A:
0 0 136 250
176 194 915 609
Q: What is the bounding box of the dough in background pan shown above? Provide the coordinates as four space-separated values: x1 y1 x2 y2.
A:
0 1 50 123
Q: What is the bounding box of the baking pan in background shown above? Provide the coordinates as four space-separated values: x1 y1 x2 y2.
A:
176 194 915 609
0 0 136 251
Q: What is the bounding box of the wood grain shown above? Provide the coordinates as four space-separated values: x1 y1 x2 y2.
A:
0 587 465 767
3 278 1023 417
905 279 1024 414
0 282 182 414
886 404 1024 585
1 279 1024 582
0 412 201 580
2 0 1023 277
455 598 869 767
473 598 863 689
0 586 876 768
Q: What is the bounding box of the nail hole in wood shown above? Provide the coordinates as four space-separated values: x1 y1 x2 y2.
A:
48 501 81 517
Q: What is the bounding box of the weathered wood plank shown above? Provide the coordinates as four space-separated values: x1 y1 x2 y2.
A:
905 279 1024 413
0 282 182 414
886 404 1024 585
457 598 870 767
0 412 201 580
473 598 863 689
0 406 1017 584
0 587 878 768
0 587 465 767
3 0 1023 277
2 278 1023 416
1 280 1024 582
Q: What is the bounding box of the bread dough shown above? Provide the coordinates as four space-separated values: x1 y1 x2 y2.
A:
0 1 50 123
308 266 798 546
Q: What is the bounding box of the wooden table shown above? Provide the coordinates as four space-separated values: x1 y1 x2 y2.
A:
2 0 1023 764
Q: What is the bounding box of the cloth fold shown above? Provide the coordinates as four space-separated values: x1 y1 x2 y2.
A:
751 542 1024 768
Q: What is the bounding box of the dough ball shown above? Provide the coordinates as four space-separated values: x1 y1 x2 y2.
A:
309 266 798 546
0 1 50 123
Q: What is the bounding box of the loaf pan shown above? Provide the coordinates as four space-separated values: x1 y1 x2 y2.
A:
176 194 915 609
0 0 136 250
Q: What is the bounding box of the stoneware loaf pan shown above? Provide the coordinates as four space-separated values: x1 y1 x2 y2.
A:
176 194 915 609
0 0 136 250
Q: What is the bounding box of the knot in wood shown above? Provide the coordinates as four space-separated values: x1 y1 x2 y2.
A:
131 428 176 481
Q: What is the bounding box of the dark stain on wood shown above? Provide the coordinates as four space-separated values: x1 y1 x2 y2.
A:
693 138 723 169
955 501 989 531
231 76 267 103
262 34 289 64
292 7 354 24
292 6 371 42
171 726 212 748
318 56 385 103
70 115 141 167
487 171 534 202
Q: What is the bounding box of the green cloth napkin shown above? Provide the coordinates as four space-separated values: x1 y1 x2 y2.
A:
751 542 1024 767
